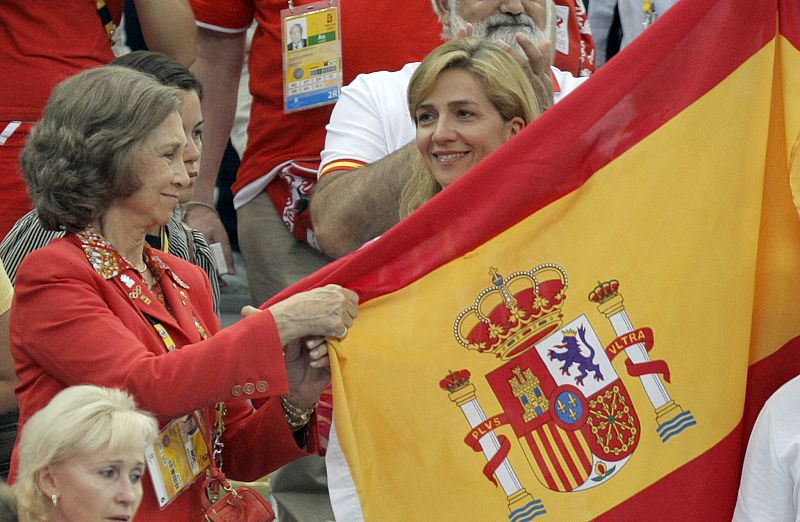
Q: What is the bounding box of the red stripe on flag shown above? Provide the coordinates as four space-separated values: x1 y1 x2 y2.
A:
525 431 559 491
566 428 593 475
547 423 586 486
265 0 778 308
597 335 800 519
540 424 573 491
780 0 800 47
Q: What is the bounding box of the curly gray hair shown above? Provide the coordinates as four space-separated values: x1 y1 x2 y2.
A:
20 66 183 232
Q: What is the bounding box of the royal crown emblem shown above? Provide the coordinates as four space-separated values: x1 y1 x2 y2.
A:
454 264 568 360
440 263 697 521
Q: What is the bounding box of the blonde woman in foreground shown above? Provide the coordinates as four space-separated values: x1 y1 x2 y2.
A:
13 385 157 521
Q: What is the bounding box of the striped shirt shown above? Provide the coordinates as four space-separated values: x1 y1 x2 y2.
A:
0 209 221 315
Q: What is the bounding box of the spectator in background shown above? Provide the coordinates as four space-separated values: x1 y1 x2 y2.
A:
0 1 196 241
589 0 679 67
400 38 541 217
13 386 158 522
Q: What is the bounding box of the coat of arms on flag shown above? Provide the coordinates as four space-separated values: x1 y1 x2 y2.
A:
439 264 695 520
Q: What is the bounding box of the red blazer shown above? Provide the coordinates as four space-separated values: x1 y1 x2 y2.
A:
10 233 310 519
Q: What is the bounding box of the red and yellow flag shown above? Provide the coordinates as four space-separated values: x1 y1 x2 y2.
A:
269 0 800 518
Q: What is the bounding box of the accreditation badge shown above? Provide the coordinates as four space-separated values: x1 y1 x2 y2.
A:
281 0 343 113
553 3 570 55
145 412 211 508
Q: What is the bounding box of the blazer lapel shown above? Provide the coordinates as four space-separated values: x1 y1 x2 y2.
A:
149 254 203 344
157 274 202 344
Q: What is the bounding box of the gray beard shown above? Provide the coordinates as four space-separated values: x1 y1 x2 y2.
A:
447 12 549 56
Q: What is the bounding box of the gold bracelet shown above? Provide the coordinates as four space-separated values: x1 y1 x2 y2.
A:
280 396 316 431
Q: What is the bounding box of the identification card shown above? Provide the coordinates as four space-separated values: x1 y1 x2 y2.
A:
281 0 343 113
145 413 210 508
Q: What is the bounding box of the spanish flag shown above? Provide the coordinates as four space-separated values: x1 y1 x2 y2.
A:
269 0 800 518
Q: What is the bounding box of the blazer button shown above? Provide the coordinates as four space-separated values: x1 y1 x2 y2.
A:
231 385 243 397
243 382 255 395
256 381 268 393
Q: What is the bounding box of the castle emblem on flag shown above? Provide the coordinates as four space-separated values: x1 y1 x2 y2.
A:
440 264 697 521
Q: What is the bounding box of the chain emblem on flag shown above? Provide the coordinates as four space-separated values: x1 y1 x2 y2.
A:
440 264 697 521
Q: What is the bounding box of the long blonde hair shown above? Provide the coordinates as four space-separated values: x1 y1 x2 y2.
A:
399 38 541 218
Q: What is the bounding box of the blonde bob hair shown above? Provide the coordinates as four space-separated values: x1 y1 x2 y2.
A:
20 66 184 233
400 38 541 217
13 385 158 521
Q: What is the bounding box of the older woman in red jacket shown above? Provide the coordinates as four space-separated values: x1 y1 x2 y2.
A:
10 65 357 519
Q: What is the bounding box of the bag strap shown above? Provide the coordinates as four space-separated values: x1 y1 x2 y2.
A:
200 465 241 511
203 402 233 506
210 402 227 472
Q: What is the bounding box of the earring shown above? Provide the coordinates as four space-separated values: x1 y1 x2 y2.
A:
51 494 58 506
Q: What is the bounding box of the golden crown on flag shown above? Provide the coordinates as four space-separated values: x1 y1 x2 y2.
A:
454 264 568 360
438 369 472 393
588 279 620 304
561 328 578 338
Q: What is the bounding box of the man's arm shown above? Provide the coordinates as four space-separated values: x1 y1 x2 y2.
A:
311 142 417 258
134 0 197 66
186 27 247 273
311 65 419 259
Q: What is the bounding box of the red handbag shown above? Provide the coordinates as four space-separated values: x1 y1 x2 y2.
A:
200 467 275 522
202 403 275 522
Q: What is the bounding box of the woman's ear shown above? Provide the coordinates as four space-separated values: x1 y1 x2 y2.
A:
36 466 59 498
508 116 526 137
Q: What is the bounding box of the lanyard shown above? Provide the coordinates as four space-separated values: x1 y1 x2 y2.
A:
95 0 117 42
142 295 216 508
160 226 170 254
